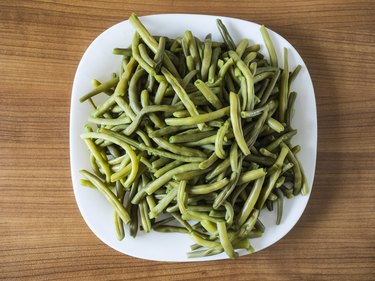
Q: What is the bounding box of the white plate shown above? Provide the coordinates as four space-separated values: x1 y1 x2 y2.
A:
70 14 317 262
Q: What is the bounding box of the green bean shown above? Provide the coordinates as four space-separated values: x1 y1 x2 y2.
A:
79 179 97 189
81 131 139 187
245 154 275 166
88 115 131 126
222 201 234 225
274 189 283 225
144 163 200 195
236 39 249 58
217 221 237 259
228 51 254 110
166 106 229 126
237 176 265 226
80 170 131 224
241 99 277 118
243 52 257 67
149 186 178 218
154 160 183 178
194 80 223 109
139 199 151 232
162 67 203 128
112 47 132 57
82 137 111 182
265 130 297 151
201 34 212 81
253 71 274 84
229 92 250 155
152 137 207 158
288 65 302 92
139 143 206 163
215 119 230 159
259 69 280 107
238 209 259 238
187 247 224 258
189 178 229 195
128 68 146 114
244 110 268 150
280 142 302 195
149 125 195 138
183 209 222 223
213 169 241 209
259 148 277 159
217 19 236 50
238 168 266 185
278 48 289 122
218 58 234 78
153 225 190 234
169 129 216 143
182 70 198 88
131 33 156 76
208 47 221 83
256 66 279 75
301 172 309 196
267 117 285 133
286 91 297 127
154 81 168 105
80 77 119 103
206 158 231 181
124 105 182 136
260 25 278 67
184 31 201 71
129 13 180 78
183 135 220 146
138 43 156 68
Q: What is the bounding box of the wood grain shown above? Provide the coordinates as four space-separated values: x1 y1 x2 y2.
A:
0 0 374 280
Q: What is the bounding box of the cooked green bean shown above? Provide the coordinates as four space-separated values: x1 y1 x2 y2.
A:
237 176 265 226
265 130 297 151
217 221 237 259
259 69 280 106
169 129 216 143
80 77 119 103
215 119 230 159
152 137 207 158
267 117 285 133
286 91 297 126
194 79 223 109
289 65 302 92
217 19 236 50
138 43 156 68
228 51 254 110
139 143 206 163
260 25 278 67
278 48 289 122
149 186 178 218
124 104 182 136
129 13 180 78
238 168 266 185
166 106 229 126
188 178 229 195
201 34 212 81
80 170 131 224
144 163 200 195
229 92 250 155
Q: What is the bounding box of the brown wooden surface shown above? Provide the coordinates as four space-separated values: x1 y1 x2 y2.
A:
1 0 374 280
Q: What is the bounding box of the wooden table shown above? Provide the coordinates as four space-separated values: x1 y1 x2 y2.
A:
1 1 374 280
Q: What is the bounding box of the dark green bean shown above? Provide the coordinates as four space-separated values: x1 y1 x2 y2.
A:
217 19 236 50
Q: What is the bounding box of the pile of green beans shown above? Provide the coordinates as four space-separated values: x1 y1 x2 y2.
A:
79 13 308 259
